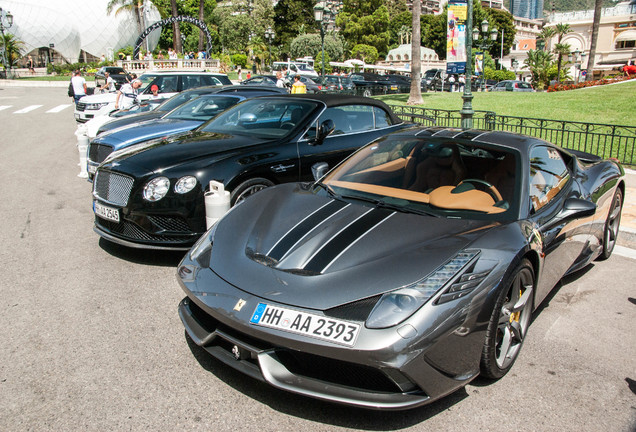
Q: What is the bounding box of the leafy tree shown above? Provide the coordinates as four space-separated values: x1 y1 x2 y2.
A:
421 13 446 59
484 68 515 81
290 33 344 62
315 50 333 75
487 8 516 62
231 53 248 67
389 12 414 48
273 0 317 58
350 44 379 64
337 0 390 57
524 49 554 89
218 14 252 53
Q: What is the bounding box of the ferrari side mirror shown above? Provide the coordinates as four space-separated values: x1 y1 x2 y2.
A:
312 162 329 181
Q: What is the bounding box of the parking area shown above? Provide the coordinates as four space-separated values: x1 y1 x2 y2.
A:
0 85 635 431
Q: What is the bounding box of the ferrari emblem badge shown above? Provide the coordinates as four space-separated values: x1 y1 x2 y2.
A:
234 299 247 311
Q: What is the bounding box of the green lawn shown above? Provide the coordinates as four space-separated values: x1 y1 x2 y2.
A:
377 80 636 127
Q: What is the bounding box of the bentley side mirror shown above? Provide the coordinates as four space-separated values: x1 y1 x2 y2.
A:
312 162 329 181
311 119 335 146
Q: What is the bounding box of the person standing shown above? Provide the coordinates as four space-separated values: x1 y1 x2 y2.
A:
115 78 142 110
237 66 242 82
71 70 88 104
27 56 35 74
275 71 285 88
290 75 306 94
100 71 116 93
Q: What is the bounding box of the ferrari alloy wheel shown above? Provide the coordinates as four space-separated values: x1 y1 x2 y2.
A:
481 259 534 379
231 177 275 205
598 188 623 261
363 89 372 97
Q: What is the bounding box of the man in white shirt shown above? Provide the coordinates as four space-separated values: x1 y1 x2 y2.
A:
115 79 142 109
71 70 88 103
100 72 116 93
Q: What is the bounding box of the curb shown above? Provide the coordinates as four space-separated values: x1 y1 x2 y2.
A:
618 226 636 250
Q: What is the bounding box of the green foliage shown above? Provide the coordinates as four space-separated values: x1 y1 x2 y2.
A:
337 0 390 57
484 68 515 81
231 53 248 67
388 12 413 48
315 51 333 74
1 33 26 68
273 0 317 57
290 33 344 62
351 44 379 64
524 49 554 89
421 14 447 59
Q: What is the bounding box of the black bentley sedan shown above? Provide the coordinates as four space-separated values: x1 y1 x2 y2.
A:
92 95 409 250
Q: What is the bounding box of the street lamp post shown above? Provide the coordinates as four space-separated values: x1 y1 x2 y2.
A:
512 58 519 80
460 0 474 129
568 49 587 83
314 1 337 85
264 27 274 72
0 7 15 79
472 19 498 91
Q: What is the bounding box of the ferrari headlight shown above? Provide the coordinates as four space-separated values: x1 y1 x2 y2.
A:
143 176 170 202
175 176 197 194
189 224 217 268
366 251 479 329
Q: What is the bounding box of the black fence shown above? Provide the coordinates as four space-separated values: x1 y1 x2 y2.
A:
388 105 636 166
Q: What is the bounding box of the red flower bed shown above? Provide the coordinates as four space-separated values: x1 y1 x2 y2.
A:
547 75 631 92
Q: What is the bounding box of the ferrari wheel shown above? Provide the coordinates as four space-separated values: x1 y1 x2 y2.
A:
480 258 534 379
231 178 275 205
597 188 623 261
363 89 372 97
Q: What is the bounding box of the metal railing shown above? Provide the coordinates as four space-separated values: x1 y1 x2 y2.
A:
388 104 636 166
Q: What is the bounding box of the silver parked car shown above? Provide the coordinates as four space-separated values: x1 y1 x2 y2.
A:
491 80 534 92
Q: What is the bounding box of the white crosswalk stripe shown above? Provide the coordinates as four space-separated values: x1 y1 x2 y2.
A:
0 105 12 112
46 104 73 113
14 105 43 114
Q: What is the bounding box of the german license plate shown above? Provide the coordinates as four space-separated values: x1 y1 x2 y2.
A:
250 303 360 347
94 201 120 222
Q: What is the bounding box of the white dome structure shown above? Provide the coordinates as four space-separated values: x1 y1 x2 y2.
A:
386 44 439 63
4 0 162 63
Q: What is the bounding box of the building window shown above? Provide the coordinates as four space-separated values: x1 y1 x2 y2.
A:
616 40 635 49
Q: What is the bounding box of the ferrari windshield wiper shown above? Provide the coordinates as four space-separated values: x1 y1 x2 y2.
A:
339 194 438 217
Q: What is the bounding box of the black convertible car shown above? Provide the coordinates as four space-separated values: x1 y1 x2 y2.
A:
92 95 408 249
177 126 624 409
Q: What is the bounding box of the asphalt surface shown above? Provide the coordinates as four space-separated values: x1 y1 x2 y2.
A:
0 85 635 432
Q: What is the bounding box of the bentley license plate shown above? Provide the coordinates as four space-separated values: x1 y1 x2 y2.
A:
250 303 360 347
94 201 120 223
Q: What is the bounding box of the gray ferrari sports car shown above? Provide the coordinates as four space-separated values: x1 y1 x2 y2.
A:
177 126 624 410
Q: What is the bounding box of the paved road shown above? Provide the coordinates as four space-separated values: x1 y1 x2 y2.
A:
0 86 635 432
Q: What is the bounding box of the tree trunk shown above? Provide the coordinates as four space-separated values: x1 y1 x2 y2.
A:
407 0 423 105
171 0 182 54
586 0 602 81
198 0 205 52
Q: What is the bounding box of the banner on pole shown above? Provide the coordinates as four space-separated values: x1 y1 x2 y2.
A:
446 0 467 75
475 52 484 76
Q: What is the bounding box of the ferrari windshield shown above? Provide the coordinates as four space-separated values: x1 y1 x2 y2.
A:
321 134 520 220
199 98 320 139
164 95 242 122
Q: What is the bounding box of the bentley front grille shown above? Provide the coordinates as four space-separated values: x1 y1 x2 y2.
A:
93 170 134 207
88 143 114 164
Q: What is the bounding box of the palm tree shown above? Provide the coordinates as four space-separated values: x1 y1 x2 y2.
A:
106 0 144 35
585 0 603 81
407 0 423 105
524 49 553 89
1 33 25 70
537 27 556 52
170 0 182 54
554 23 571 82
553 42 571 82
198 0 206 52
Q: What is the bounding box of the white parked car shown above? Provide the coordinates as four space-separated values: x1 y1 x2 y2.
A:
73 71 231 123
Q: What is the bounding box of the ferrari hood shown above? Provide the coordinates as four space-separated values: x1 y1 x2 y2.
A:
209 184 497 310
94 119 203 150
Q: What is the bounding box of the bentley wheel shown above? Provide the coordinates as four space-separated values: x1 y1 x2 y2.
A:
480 258 534 379
231 178 275 205
597 188 623 261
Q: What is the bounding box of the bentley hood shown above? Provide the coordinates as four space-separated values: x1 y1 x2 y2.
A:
208 184 497 310
94 119 203 150
104 131 276 173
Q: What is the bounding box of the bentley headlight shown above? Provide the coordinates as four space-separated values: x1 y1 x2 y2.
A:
366 251 480 329
175 176 197 194
143 176 170 202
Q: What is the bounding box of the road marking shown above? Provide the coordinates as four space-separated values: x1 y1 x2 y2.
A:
46 104 73 113
14 105 43 114
614 245 636 260
0 105 12 112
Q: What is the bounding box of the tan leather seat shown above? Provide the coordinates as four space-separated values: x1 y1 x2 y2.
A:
485 154 517 203
405 144 466 192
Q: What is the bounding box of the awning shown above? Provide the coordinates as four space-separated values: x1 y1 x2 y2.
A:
615 30 636 42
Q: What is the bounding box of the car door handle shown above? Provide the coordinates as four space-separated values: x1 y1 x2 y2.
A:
270 164 295 173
